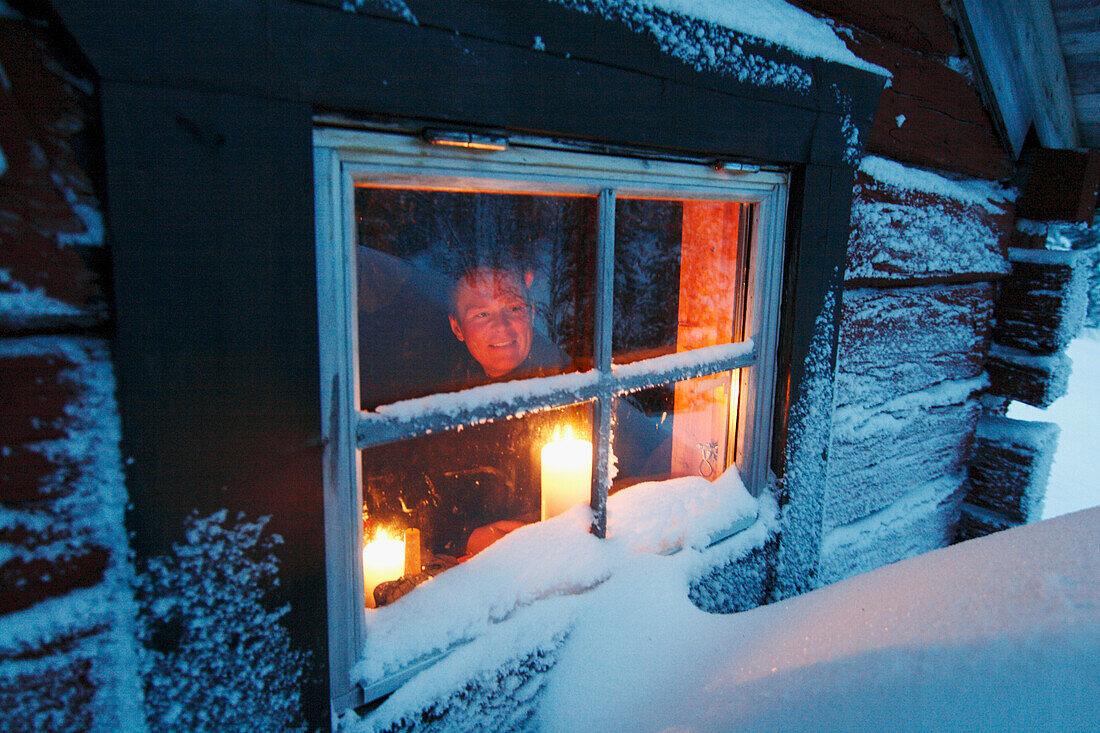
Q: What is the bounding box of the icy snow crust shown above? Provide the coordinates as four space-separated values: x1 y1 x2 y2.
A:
353 470 759 687
858 156 1013 211
536 506 1100 731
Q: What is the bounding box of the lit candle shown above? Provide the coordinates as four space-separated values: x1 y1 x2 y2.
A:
362 529 405 609
541 428 593 521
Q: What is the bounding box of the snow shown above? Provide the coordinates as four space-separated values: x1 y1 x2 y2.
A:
0 337 145 732
352 469 759 688
554 0 887 91
370 370 599 421
615 0 885 76
536 505 1100 731
609 339 753 380
1009 331 1100 520
858 155 1013 212
0 268 85 326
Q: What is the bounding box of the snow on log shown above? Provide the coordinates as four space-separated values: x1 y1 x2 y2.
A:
833 27 1010 179
962 415 1058 526
992 247 1093 354
986 344 1071 408
835 283 995 408
0 20 108 333
845 158 1012 285
824 378 984 532
817 474 963 585
0 336 141 730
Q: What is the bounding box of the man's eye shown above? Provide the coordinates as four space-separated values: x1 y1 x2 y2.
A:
508 305 526 314
472 312 489 319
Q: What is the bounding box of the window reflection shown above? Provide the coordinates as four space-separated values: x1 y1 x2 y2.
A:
612 370 738 491
355 187 596 409
613 198 746 363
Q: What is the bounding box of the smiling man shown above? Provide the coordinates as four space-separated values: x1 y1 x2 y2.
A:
447 265 567 385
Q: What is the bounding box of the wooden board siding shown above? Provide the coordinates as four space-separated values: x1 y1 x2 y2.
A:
834 284 995 409
0 21 108 331
787 0 959 56
837 27 1011 180
845 171 1013 286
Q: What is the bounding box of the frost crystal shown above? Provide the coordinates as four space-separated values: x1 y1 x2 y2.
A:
136 511 308 731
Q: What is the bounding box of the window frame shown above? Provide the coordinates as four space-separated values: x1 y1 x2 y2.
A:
314 126 788 705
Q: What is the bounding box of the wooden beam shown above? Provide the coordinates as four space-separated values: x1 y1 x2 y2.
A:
992 247 1093 354
955 0 1080 154
986 344 1071 408
1016 148 1100 223
963 415 1059 524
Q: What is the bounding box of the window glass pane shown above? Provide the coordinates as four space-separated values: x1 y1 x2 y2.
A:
613 198 747 364
612 370 738 491
361 403 592 607
355 186 597 410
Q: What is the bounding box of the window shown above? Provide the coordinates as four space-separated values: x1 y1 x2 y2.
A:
314 128 787 699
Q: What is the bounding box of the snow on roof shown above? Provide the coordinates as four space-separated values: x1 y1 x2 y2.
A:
556 0 888 88
638 0 884 75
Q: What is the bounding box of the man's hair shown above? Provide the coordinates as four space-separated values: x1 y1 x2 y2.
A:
448 265 531 316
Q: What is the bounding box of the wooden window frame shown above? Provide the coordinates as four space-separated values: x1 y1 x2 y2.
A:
314 127 788 706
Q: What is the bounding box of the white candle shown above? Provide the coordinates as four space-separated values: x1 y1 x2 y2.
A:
362 529 405 609
541 431 593 521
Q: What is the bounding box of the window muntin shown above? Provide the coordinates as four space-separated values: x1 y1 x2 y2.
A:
315 128 787 699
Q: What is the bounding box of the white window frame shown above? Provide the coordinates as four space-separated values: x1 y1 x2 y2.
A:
314 127 788 708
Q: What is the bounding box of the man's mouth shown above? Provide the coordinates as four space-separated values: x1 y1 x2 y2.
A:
490 340 517 349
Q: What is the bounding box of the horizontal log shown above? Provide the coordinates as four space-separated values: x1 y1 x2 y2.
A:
1016 148 1100 223
992 247 1093 354
0 21 109 332
785 0 958 56
835 283 995 408
955 501 1018 542
824 384 982 530
818 475 964 584
845 160 1013 283
0 354 78 443
986 344 1071 408
837 28 1010 179
0 545 109 614
0 651 96 730
963 415 1058 523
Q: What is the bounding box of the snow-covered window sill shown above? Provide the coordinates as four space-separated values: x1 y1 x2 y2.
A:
354 468 765 703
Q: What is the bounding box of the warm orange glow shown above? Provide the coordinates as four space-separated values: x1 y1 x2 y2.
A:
363 529 405 609
541 428 593 520
671 201 741 479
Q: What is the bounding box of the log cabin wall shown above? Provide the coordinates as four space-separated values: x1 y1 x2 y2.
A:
0 6 142 729
785 0 1022 585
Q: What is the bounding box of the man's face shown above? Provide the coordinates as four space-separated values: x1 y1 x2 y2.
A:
449 270 534 378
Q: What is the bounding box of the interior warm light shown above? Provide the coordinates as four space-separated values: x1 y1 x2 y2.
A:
363 529 405 609
541 427 593 521
423 129 509 151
